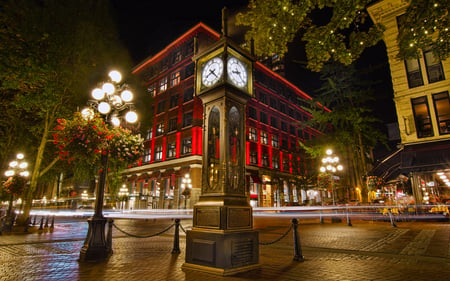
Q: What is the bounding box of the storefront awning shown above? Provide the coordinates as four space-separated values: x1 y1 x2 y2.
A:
370 140 450 181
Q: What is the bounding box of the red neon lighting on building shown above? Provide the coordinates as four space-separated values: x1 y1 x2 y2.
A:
198 127 203 155
280 151 283 172
246 141 250 165
176 132 181 158
289 154 293 174
133 23 220 74
257 131 262 167
162 136 167 161
269 135 273 169
192 128 197 155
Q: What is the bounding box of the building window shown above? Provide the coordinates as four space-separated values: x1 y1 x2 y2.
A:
248 106 257 119
182 138 192 154
146 128 153 140
424 50 445 83
157 100 166 114
432 92 450 135
155 123 165 136
250 150 258 164
259 92 268 104
282 158 290 171
260 131 269 145
270 116 278 128
289 125 296 135
170 94 179 108
281 138 288 149
261 153 269 167
185 63 195 77
272 154 280 169
183 87 193 102
280 103 286 114
174 50 182 63
147 84 156 96
143 149 151 163
271 135 279 148
248 127 257 141
411 96 433 138
159 77 168 92
405 58 424 88
270 98 278 109
281 121 287 132
154 145 163 160
183 111 193 127
260 112 268 124
288 107 294 117
170 71 181 87
168 117 177 132
167 142 176 158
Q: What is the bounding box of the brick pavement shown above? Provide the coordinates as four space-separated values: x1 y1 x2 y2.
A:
0 218 449 281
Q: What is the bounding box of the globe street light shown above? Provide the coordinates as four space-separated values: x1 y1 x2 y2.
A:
3 153 29 230
181 174 192 209
320 149 343 206
79 70 138 261
118 185 129 212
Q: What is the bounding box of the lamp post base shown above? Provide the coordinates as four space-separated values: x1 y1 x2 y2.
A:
79 216 112 262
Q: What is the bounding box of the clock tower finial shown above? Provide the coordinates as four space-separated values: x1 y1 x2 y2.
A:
221 7 228 37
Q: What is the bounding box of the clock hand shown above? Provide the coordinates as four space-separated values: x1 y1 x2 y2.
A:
209 69 218 78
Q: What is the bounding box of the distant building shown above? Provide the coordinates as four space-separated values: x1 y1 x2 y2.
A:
122 23 324 209
368 0 450 204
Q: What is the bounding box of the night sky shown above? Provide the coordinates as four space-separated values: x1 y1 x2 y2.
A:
111 0 396 125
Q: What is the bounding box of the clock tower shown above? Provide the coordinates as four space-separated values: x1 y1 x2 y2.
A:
182 8 259 276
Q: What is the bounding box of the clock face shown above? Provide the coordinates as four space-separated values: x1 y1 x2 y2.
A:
201 57 224 87
227 57 248 88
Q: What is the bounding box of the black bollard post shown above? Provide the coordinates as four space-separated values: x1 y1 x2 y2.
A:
346 207 352 226
106 219 114 255
292 218 305 262
50 216 55 229
45 215 49 228
171 219 181 254
39 216 44 230
24 217 30 232
319 211 324 224
33 215 37 226
388 209 397 227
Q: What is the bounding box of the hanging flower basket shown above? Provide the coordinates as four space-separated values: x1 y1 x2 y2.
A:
53 112 144 166
2 176 27 197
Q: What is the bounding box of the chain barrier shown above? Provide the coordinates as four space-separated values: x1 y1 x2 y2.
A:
112 222 175 238
179 223 191 234
258 223 293 245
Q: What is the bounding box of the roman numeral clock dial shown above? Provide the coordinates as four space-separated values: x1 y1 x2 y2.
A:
227 57 248 88
201 57 224 87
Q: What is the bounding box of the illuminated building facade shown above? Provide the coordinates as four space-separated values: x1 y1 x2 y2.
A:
123 23 322 209
368 0 450 204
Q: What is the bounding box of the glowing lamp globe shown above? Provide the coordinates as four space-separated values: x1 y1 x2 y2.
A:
121 90 133 102
125 111 138 123
92 88 105 100
111 116 121 127
98 102 111 114
109 70 122 83
102 83 115 95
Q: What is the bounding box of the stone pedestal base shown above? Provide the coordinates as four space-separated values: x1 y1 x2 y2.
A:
183 229 259 276
79 216 112 261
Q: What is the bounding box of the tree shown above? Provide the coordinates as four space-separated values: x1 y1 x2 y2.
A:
301 62 386 202
236 0 448 72
0 0 133 224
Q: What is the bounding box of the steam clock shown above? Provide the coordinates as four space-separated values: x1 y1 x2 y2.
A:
182 13 259 276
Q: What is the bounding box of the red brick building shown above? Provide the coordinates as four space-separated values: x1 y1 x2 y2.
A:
123 23 323 209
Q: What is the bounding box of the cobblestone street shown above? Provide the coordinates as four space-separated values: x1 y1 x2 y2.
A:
0 218 449 280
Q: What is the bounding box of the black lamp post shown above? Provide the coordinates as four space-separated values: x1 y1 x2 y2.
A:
181 174 192 209
118 185 129 212
320 149 343 206
79 70 137 261
5 153 30 219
